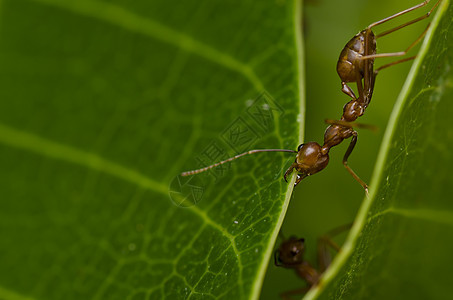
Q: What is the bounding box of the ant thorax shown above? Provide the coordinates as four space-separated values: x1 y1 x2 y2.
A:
342 100 365 122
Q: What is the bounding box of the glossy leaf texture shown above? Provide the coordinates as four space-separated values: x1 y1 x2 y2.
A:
306 1 453 299
0 0 302 299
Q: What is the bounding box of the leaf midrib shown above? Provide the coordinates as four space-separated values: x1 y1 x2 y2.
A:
27 0 264 91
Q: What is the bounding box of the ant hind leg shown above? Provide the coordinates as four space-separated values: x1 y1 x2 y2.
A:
343 132 369 195
375 56 416 73
367 0 439 31
360 24 431 61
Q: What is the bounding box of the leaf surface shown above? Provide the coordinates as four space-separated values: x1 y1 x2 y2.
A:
0 0 302 299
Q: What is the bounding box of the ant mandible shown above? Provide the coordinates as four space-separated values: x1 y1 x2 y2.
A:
274 224 351 299
181 1 440 192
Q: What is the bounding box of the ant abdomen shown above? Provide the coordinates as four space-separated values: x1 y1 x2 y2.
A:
337 30 376 83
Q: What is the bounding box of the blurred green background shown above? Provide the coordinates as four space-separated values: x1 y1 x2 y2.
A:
262 0 432 298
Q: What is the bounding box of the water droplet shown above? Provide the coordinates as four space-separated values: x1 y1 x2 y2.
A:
297 114 303 123
233 220 239 224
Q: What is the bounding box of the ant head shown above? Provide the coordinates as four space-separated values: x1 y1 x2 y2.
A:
294 142 329 176
296 142 321 160
275 237 305 268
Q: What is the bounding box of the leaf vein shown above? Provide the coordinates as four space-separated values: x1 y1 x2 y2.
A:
0 123 168 195
27 0 264 91
368 206 453 226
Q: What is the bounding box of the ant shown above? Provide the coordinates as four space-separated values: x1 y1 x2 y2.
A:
274 224 351 299
181 1 440 193
286 0 441 192
317 0 442 192
337 0 441 108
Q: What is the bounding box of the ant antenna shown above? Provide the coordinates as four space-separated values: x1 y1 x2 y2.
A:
181 149 298 176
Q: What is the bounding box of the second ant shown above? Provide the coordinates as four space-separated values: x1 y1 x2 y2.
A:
274 224 352 299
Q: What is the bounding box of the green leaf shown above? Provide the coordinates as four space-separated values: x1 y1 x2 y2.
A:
303 0 453 299
0 0 302 299
3 0 450 299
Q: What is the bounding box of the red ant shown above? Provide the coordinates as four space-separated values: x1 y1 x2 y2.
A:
274 224 351 299
337 0 441 107
181 1 440 193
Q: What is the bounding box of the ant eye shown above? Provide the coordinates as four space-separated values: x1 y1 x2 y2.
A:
297 144 304 151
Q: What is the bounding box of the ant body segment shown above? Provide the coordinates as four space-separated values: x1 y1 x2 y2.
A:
181 1 440 193
274 224 351 299
337 0 440 108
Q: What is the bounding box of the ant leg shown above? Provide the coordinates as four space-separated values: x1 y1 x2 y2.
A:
343 131 369 195
284 163 308 186
317 237 332 273
367 0 439 30
359 24 431 60
325 119 378 132
284 162 297 182
374 0 441 38
376 56 416 73
280 287 310 300
317 223 352 272
294 173 307 187
362 28 375 106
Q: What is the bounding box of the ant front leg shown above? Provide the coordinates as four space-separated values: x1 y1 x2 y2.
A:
284 163 307 186
294 173 307 187
343 131 369 195
284 162 297 183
